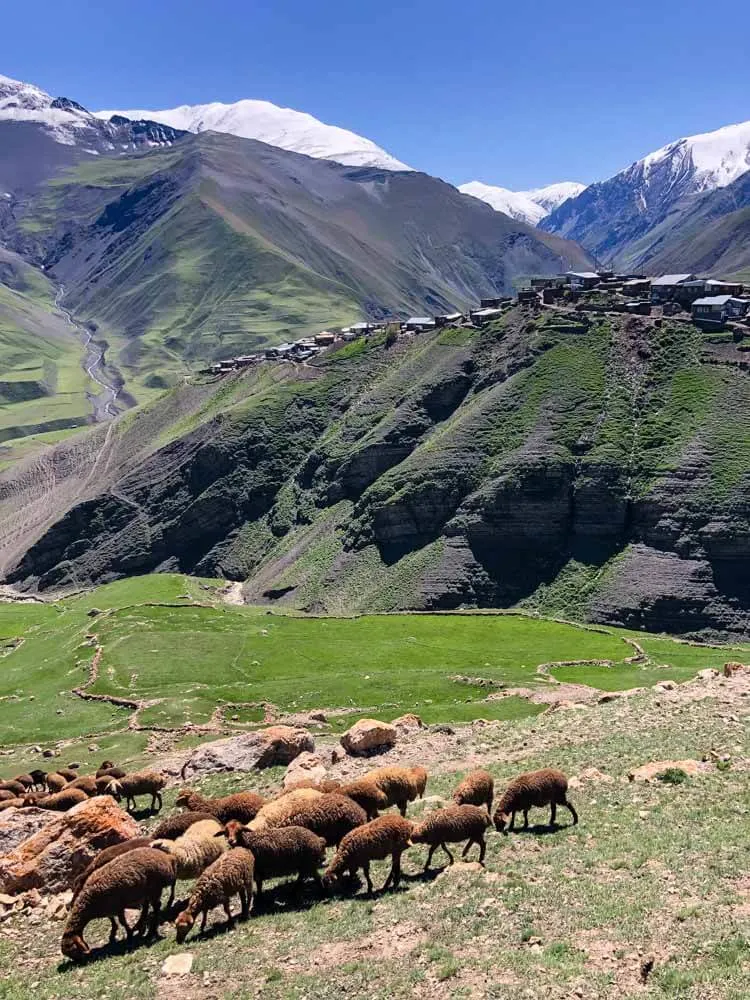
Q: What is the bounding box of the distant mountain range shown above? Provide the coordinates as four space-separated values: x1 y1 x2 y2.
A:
459 181 586 226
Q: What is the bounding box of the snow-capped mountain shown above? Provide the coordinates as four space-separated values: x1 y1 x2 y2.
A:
459 180 586 226
542 119 750 265
95 98 412 172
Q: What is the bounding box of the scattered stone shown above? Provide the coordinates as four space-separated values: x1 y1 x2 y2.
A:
0 795 139 895
86 608 102 618
340 719 397 757
178 726 315 778
724 661 749 678
391 713 424 733
430 724 455 735
569 767 614 790
628 760 705 783
87 745 99 753
653 680 678 692
435 861 484 880
282 751 327 790
696 668 719 682
330 746 346 765
162 953 194 976
42 750 53 759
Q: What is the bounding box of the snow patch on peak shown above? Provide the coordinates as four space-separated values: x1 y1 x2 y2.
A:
0 73 93 144
95 97 412 172
459 179 586 226
641 120 750 192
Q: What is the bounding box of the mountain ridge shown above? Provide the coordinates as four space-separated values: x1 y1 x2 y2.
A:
459 181 586 226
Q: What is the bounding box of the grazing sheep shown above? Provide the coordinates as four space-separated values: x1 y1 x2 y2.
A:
174 847 255 942
13 773 35 790
452 770 494 813
61 847 177 961
46 773 69 793
223 820 326 897
71 837 155 901
252 792 367 847
411 805 492 869
247 787 323 830
0 796 26 810
27 787 88 811
150 811 215 841
493 768 578 832
174 788 266 824
0 780 26 796
322 814 413 895
358 766 428 817
106 771 166 812
56 767 80 782
0 789 17 802
96 764 126 780
151 819 227 879
337 778 389 821
29 769 47 789
67 775 100 797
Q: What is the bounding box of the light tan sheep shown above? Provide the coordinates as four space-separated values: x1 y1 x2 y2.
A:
174 848 255 941
248 787 323 830
61 847 177 962
45 772 69 793
411 804 492 869
322 814 414 895
493 768 578 832
356 765 428 817
151 818 227 879
251 792 367 847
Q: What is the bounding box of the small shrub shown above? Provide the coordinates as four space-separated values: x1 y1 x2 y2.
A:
657 767 689 785
385 328 398 348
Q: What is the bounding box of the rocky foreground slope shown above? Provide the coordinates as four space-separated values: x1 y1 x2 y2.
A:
2 308 750 636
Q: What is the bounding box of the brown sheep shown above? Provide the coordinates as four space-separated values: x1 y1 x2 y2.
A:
493 768 578 832
67 776 100 797
61 847 177 961
337 779 389 821
223 820 326 897
247 787 323 829
0 789 17 802
27 787 88 811
96 764 126 780
452 770 494 813
252 792 367 847
56 767 80 782
46 773 69 793
174 788 265 824
323 814 413 895
106 771 166 812
13 773 35 790
0 797 26 810
150 811 216 841
411 805 492 869
71 837 155 901
0 780 26 796
174 848 255 941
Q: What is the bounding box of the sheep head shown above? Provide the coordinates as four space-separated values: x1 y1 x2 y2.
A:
105 779 123 799
174 909 195 943
61 932 90 961
494 811 511 833
175 788 197 810
221 819 245 846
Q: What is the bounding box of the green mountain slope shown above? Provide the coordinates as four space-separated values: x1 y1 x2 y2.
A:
0 247 93 467
3 308 750 638
3 132 590 405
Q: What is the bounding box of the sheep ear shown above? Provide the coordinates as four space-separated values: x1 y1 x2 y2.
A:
213 830 228 838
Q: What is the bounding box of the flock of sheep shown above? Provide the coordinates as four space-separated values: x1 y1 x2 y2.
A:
1 761 579 963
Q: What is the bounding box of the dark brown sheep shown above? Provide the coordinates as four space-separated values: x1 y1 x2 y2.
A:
28 787 88 811
322 814 414 895
0 789 17 802
71 837 155 901
0 796 26 810
46 772 69 793
493 768 578 832
106 771 166 812
411 804 492 869
13 773 35 790
0 780 26 796
252 792 367 847
56 767 80 782
61 847 177 961
174 848 255 941
223 820 326 897
452 770 494 813
175 788 265 824
29 769 48 789
150 811 216 841
95 764 126 779
67 776 100 797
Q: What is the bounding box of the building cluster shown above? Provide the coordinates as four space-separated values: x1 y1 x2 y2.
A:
527 270 749 330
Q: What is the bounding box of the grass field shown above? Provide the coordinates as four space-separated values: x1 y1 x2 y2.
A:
0 573 746 761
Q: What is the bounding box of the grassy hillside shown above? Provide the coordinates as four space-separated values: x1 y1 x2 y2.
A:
0 248 92 468
3 133 589 407
0 572 744 754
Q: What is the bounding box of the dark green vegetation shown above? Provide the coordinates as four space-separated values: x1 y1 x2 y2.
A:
1 642 748 999
1 129 589 407
0 247 93 467
0 573 743 752
4 308 750 636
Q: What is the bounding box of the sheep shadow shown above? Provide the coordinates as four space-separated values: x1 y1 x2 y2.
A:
252 880 326 917
509 822 574 837
129 806 161 822
57 931 164 971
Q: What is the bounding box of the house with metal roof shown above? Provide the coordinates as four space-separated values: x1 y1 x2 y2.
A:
402 316 436 332
650 274 696 304
566 271 600 290
691 295 748 329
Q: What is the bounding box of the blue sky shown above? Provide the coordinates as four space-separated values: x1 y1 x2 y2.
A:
2 0 749 189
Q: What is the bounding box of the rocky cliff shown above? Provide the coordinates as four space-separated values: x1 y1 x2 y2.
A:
2 310 750 638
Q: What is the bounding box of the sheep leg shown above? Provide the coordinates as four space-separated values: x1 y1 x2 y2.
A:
508 812 516 832
118 909 133 941
311 869 324 892
549 802 558 828
363 862 374 896
424 843 438 872
255 878 263 899
522 810 529 830
167 880 176 910
200 909 209 934
563 798 578 826
477 836 487 864
223 900 234 927
239 888 250 920
398 800 407 817
461 839 473 858
134 900 150 937
146 890 161 939
387 850 403 891
440 843 455 865
108 916 119 943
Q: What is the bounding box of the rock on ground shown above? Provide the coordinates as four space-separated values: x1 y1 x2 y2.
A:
391 713 424 734
179 726 315 779
0 807 53 856
340 718 397 756
628 760 706 783
282 752 327 789
0 795 139 895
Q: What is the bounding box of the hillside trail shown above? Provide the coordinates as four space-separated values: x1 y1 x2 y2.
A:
54 285 119 420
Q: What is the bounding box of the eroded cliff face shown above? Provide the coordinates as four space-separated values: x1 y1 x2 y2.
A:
3 309 750 637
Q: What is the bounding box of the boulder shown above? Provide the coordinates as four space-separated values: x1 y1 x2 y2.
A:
569 767 614 790
391 713 424 733
340 719 397 757
180 726 315 779
724 661 749 678
282 752 327 790
162 953 194 976
0 807 52 855
627 760 704 783
0 795 139 895
653 680 678 692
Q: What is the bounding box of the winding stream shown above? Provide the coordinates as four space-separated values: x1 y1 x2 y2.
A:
55 285 119 420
